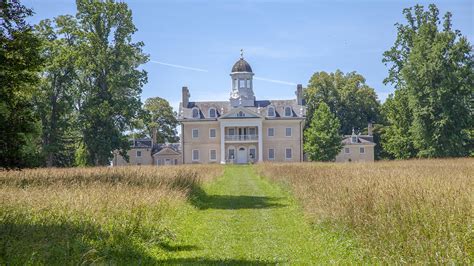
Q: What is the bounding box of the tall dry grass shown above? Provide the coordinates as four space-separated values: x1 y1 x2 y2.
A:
0 165 223 264
256 159 473 264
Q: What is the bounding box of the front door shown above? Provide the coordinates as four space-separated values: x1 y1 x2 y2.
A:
237 147 247 164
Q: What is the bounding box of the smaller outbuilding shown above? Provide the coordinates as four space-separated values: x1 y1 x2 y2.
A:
112 138 182 166
335 124 376 162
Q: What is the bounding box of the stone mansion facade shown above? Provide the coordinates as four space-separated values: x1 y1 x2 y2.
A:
179 55 305 164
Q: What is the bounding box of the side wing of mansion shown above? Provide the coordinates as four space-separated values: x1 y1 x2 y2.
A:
112 54 375 166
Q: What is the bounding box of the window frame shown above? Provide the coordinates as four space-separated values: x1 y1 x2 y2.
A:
192 107 200 119
209 108 217 118
344 147 350 154
359 147 365 154
267 128 274 137
284 106 292 117
285 127 292 137
268 148 275 160
192 149 200 161
136 150 142 157
192 128 199 139
209 128 216 138
267 106 275 117
285 148 292 160
209 149 217 161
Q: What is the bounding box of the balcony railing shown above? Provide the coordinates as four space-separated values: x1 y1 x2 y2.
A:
225 135 258 141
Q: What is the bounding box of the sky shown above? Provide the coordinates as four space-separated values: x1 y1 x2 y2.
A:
24 0 473 111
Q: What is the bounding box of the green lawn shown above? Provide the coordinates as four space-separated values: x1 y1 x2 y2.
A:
157 165 362 264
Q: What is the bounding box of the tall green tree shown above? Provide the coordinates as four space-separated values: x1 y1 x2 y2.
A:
34 16 79 167
304 102 342 161
0 0 43 168
382 4 473 158
305 70 380 135
142 97 179 143
74 0 148 165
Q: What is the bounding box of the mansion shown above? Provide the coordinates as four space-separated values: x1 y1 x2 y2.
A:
112 53 374 166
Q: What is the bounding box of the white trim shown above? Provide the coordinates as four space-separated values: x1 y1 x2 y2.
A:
359 147 365 154
344 147 350 154
209 149 217 161
208 107 217 118
267 127 274 137
209 128 216 138
192 128 199 138
284 106 292 117
192 149 200 161
268 148 275 160
192 107 200 119
285 148 292 160
285 127 292 137
267 106 275 117
136 150 142 157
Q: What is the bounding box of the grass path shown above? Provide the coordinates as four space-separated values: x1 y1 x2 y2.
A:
157 165 360 264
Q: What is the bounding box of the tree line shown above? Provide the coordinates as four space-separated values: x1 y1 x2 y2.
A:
1 2 472 168
304 4 473 161
0 0 176 168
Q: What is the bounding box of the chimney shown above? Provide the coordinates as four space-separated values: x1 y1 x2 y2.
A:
368 122 373 136
182 86 190 108
296 84 304 105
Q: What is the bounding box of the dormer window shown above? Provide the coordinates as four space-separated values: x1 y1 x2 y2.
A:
209 108 217 118
351 136 357 143
237 111 245 117
284 106 292 117
267 106 275 117
192 108 199 119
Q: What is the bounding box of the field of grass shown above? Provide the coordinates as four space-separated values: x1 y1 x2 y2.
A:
256 158 474 264
1 159 472 264
0 165 223 264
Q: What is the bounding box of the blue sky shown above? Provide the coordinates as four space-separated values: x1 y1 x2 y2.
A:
24 0 473 111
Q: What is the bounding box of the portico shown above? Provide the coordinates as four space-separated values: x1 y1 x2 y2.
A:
219 117 263 164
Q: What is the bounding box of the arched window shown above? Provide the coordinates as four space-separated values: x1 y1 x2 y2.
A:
284 106 292 117
237 111 245 117
267 106 275 117
192 108 199 119
209 108 216 118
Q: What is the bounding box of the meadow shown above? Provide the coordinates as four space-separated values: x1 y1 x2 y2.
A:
0 159 472 264
0 165 223 264
256 159 474 264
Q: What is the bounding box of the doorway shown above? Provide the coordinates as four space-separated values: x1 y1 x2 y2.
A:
237 147 247 164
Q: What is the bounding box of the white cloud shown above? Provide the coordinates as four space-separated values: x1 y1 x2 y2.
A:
149 60 209 72
254 76 297 86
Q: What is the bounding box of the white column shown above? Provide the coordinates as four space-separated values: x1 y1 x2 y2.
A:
220 124 226 164
258 122 263 162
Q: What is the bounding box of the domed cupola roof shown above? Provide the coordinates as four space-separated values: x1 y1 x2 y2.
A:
232 58 252 73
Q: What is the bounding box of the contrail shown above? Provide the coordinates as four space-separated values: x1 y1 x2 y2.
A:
254 77 297 86
149 60 209 72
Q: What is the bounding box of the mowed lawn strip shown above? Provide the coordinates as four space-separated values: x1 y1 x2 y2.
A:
158 165 362 264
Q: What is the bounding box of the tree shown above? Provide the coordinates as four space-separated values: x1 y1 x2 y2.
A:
0 0 43 168
382 4 473 158
74 0 148 165
304 102 342 161
34 16 79 167
305 70 380 135
142 97 179 143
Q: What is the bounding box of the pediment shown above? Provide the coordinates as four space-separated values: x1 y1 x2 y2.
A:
219 106 262 119
153 147 181 156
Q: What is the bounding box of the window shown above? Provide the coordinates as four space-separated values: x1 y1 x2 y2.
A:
209 108 217 118
285 127 292 137
209 128 216 138
239 79 245 88
246 79 251 87
237 111 245 117
174 159 178 165
268 149 275 160
228 148 235 160
268 128 274 137
209 149 217 161
267 106 275 117
360 147 365 154
249 128 256 135
249 148 256 160
284 106 292 117
285 148 292 159
192 108 199 118
345 147 350 154
228 128 235 135
351 136 357 143
192 149 199 161
136 150 142 157
192 128 199 138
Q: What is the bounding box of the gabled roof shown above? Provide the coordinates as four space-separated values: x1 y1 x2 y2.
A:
219 106 262 119
152 143 181 155
342 135 375 145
